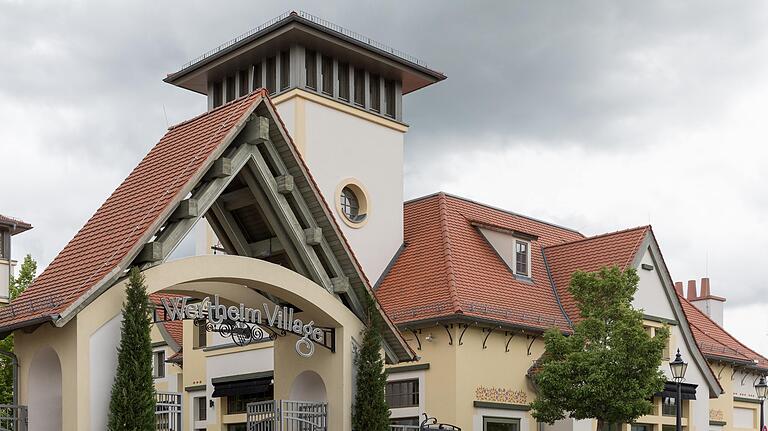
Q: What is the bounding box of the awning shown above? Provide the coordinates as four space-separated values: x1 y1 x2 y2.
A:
658 381 697 400
211 371 274 398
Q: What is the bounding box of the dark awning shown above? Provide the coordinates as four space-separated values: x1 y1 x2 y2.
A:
211 372 274 398
658 381 697 400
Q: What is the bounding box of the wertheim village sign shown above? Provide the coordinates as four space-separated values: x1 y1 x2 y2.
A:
158 295 335 357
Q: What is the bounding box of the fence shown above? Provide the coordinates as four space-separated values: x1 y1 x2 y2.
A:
0 404 27 431
247 399 328 431
155 392 182 431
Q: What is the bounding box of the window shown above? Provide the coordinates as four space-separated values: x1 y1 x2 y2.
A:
225 76 235 103
483 417 520 431
266 56 276 94
338 62 350 101
227 425 246 431
733 407 755 429
195 396 207 421
238 70 249 97
0 231 7 259
321 55 333 95
252 63 262 90
305 49 317 90
194 322 207 348
662 397 676 416
227 392 272 414
152 351 165 378
385 80 396 118
631 425 651 431
212 81 223 108
385 379 419 408
370 74 381 112
340 187 362 222
280 50 290 91
353 68 365 106
515 240 530 276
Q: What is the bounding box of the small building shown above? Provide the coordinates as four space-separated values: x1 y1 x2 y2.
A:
0 214 32 303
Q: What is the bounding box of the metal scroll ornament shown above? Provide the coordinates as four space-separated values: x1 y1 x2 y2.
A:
194 318 276 347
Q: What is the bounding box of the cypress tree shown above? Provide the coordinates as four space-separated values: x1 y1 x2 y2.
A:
352 294 391 431
107 267 156 431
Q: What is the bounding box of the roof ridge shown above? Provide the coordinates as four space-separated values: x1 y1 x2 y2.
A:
680 293 768 364
545 225 651 251
168 89 266 130
405 192 584 236
437 193 462 314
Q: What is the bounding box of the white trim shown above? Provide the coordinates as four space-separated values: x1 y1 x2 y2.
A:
386 370 425 421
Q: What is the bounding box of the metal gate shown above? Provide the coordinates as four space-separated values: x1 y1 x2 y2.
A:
247 400 328 431
155 392 182 431
0 405 27 431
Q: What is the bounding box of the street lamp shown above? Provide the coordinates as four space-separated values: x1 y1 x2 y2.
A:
755 375 767 431
669 349 688 431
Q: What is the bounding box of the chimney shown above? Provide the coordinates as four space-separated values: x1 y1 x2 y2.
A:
689 278 726 326
674 281 684 296
687 280 698 300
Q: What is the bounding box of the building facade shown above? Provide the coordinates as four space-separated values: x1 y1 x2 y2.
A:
1 11 767 431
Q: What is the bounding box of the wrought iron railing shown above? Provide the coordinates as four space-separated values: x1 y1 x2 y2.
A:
155 392 182 431
0 404 27 431
177 10 431 74
247 399 328 430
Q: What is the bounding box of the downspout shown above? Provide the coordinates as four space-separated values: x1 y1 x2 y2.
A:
0 349 19 405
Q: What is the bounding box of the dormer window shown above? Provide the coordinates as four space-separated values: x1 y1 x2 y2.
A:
515 239 530 277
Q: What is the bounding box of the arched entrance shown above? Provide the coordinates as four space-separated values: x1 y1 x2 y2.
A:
27 346 62 431
141 254 364 431
290 370 327 402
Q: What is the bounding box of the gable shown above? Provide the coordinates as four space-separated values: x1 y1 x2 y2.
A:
633 246 675 320
0 92 411 362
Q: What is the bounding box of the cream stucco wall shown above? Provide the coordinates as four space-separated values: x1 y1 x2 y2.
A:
274 90 406 284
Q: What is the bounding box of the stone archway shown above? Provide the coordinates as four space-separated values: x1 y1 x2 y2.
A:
28 346 62 431
140 254 365 431
289 370 328 402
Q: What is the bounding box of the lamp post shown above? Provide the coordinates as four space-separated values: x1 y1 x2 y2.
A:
755 375 767 431
669 349 688 431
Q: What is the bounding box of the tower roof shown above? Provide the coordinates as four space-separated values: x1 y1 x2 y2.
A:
165 11 446 95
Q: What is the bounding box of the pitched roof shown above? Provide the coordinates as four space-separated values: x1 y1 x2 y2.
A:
680 295 768 370
544 226 651 322
376 193 584 331
0 214 32 236
150 293 183 349
0 92 264 331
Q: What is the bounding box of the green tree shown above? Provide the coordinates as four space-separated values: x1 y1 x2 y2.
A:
352 294 390 431
0 254 37 404
107 267 156 431
531 266 669 431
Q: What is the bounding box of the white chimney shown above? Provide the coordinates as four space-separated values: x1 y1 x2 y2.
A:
688 278 726 326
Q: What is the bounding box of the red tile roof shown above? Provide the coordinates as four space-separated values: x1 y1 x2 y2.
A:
150 293 184 349
0 91 266 330
0 214 32 235
680 295 768 370
376 193 584 331
544 226 650 322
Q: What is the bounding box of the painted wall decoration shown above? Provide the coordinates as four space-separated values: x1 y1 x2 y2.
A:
475 386 528 405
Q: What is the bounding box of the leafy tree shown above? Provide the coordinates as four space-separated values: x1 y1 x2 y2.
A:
352 294 390 431
531 266 669 431
0 254 37 404
107 267 156 431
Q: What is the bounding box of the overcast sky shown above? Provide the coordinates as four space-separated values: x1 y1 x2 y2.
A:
2 1 768 353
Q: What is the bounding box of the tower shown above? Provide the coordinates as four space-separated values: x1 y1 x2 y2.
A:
164 11 445 281
0 215 32 303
